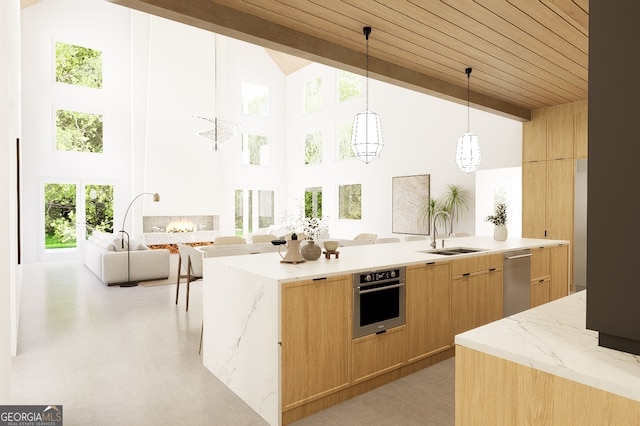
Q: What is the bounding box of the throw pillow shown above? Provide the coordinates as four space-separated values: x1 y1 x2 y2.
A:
113 237 128 252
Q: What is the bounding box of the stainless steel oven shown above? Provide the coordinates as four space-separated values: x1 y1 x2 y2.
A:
353 267 406 339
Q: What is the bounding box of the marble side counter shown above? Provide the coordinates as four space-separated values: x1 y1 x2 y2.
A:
455 290 640 402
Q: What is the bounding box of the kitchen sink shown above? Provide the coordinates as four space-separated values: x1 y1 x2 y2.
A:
417 247 485 256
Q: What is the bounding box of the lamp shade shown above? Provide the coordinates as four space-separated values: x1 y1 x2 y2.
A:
351 109 384 164
456 131 481 173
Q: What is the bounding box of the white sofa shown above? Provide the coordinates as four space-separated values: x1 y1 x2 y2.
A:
84 231 170 285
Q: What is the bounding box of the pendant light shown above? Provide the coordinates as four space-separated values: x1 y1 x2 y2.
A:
351 26 383 164
195 34 240 151
456 67 481 173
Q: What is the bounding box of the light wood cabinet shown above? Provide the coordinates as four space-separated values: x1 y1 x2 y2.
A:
529 244 569 308
522 161 547 239
523 159 573 241
406 262 452 363
522 100 585 291
451 255 503 335
550 244 569 300
352 326 406 384
281 275 351 410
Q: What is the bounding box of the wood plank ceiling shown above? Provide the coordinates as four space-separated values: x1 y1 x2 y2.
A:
108 1 588 121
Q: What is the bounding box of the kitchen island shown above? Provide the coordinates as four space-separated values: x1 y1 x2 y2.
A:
455 290 640 424
201 236 568 425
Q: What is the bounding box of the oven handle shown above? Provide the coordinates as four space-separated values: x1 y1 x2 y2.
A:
358 282 405 295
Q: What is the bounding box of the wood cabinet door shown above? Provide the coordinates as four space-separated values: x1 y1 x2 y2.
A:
479 268 503 326
425 262 452 354
452 273 479 335
530 247 550 281
281 275 351 410
531 277 551 308
547 114 574 160
351 326 406 384
406 262 451 362
546 159 574 241
523 109 547 162
522 161 547 239
574 110 588 158
550 244 569 300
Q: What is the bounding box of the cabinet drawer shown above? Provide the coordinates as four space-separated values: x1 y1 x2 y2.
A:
451 256 489 276
530 247 550 280
352 326 406 384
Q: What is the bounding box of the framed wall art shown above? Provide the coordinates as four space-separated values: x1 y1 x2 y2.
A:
392 174 430 235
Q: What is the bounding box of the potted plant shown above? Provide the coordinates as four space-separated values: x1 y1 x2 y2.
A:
438 183 471 227
486 203 508 241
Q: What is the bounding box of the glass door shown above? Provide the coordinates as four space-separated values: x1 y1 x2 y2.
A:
39 180 114 261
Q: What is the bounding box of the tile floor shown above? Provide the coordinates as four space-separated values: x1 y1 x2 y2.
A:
11 259 454 425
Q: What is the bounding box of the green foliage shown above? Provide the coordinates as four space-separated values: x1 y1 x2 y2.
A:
55 41 102 89
244 134 268 165
56 109 103 153
44 183 114 249
304 187 322 218
338 184 362 220
486 203 507 226
242 82 269 117
304 132 322 165
337 122 355 160
437 183 471 224
44 183 76 248
85 185 113 234
337 70 363 102
304 77 322 113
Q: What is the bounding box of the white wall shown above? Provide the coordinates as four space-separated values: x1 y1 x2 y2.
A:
21 0 132 262
1 0 21 400
20 0 522 263
286 63 523 240
475 167 522 238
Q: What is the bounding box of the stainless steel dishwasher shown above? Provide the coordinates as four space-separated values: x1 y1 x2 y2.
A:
503 249 532 316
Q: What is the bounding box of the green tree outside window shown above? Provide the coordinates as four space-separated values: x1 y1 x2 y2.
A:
55 41 102 89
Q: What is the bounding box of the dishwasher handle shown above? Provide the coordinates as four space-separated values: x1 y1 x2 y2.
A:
505 253 533 260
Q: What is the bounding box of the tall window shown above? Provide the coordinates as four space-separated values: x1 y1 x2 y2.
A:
304 131 323 165
259 190 275 228
55 41 102 89
336 122 355 160
304 187 322 218
44 183 77 249
241 82 269 117
56 109 103 153
242 133 269 166
337 70 363 103
303 77 322 114
338 184 362 220
236 189 275 235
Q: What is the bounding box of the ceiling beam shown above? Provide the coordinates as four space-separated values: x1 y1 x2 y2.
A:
107 0 530 121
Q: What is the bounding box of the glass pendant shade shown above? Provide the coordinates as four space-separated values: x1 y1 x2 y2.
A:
456 131 481 173
351 109 383 164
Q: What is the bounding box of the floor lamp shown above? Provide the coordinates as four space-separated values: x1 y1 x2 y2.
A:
119 192 160 287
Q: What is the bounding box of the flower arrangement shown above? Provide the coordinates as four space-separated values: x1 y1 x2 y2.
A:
281 207 329 241
300 216 329 241
485 203 507 227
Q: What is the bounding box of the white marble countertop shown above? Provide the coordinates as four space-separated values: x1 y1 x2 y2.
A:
204 236 567 283
455 290 640 402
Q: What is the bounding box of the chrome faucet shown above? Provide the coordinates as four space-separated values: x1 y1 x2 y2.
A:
431 211 453 249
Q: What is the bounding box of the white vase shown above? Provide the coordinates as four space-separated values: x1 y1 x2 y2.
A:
494 226 508 241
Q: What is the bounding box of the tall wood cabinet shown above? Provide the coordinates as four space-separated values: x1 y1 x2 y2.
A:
522 100 587 290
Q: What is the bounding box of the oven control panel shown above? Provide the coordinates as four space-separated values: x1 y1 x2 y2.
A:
356 268 404 285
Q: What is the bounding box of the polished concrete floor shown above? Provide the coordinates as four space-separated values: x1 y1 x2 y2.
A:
11 259 454 425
